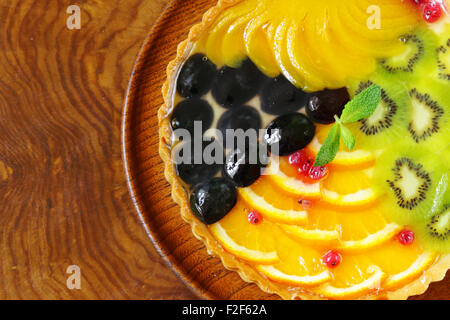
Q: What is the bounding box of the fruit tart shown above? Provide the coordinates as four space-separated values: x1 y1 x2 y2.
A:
158 0 450 299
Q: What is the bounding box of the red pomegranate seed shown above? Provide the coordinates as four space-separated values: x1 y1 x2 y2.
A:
398 230 415 245
323 250 342 268
248 210 262 225
299 159 313 175
308 165 329 181
423 1 442 23
289 150 308 168
411 0 427 5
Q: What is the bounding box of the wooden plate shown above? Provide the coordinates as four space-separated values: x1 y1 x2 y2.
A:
122 0 449 300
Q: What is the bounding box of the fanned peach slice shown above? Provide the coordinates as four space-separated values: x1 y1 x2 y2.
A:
221 12 257 66
337 223 403 253
210 201 278 264
257 265 331 287
205 13 237 65
383 252 438 291
265 160 321 199
238 187 308 225
313 266 387 299
272 20 313 89
307 137 375 169
286 21 326 91
244 16 279 77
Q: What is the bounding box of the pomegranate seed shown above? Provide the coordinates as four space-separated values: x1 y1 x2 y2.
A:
323 250 342 268
248 210 262 225
398 230 415 245
423 1 442 23
299 159 313 175
289 150 308 167
308 165 329 181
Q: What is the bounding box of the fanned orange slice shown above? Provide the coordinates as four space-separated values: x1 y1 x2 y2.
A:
210 201 278 264
265 159 321 199
383 252 438 290
238 187 308 225
281 224 340 244
210 223 278 264
337 223 403 253
321 167 378 208
257 265 331 287
307 137 375 169
313 266 387 299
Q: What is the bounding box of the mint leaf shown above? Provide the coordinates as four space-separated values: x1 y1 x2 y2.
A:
340 85 381 124
340 125 356 151
314 123 341 167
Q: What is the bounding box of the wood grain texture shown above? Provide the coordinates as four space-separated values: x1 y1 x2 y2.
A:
0 0 197 299
123 0 449 300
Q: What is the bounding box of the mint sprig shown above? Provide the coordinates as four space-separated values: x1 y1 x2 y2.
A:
313 85 381 167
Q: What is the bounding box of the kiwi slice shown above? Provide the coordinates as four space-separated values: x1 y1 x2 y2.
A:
405 78 450 149
374 143 449 226
378 28 438 78
416 194 450 253
437 39 450 80
379 34 424 73
347 77 409 149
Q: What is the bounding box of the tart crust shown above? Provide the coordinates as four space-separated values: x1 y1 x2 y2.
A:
158 0 450 300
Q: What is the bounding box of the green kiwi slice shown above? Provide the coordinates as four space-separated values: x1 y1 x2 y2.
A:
378 28 439 78
437 38 450 81
408 88 444 143
374 143 449 226
379 34 424 73
347 77 409 149
405 78 450 149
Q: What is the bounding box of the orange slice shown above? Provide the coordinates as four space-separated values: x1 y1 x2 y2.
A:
307 137 375 169
313 266 387 299
336 223 403 253
383 252 438 291
210 201 278 264
321 168 378 208
257 228 331 286
257 265 331 287
265 158 321 199
238 185 308 225
281 224 340 244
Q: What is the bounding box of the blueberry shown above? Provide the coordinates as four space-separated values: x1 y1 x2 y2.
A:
177 54 217 98
217 105 261 148
174 139 223 186
212 59 266 107
264 113 315 156
190 178 238 225
223 145 268 187
306 88 350 124
260 75 308 115
171 99 214 136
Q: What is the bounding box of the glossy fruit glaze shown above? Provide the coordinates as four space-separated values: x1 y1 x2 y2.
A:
164 0 450 299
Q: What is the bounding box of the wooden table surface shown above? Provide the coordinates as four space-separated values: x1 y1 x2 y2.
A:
0 0 197 299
